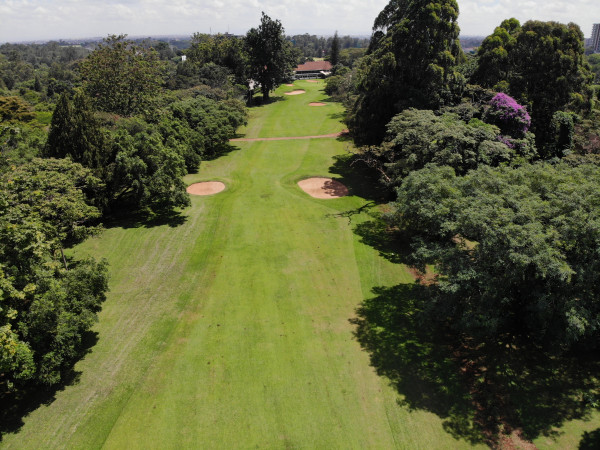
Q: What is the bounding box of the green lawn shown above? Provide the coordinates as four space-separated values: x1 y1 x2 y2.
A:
2 82 596 449
237 80 345 138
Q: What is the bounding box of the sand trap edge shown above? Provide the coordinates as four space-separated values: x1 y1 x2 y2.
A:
285 90 306 96
297 177 349 199
309 102 327 106
187 181 226 196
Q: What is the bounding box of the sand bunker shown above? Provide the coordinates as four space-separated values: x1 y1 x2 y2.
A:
285 90 306 95
298 177 348 199
309 102 326 106
187 181 226 196
285 83 294 87
306 80 320 83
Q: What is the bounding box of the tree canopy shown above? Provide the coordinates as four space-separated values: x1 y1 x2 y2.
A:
0 158 107 390
79 35 166 116
245 12 296 101
389 162 600 351
347 0 465 145
473 19 593 156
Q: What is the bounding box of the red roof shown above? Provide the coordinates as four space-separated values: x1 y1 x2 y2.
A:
295 61 333 72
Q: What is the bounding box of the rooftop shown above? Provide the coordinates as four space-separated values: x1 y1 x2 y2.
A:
295 60 333 72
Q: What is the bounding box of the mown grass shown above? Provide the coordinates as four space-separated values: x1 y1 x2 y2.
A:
237 80 345 138
2 82 595 449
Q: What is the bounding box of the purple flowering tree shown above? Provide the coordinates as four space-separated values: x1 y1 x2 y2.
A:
487 93 531 137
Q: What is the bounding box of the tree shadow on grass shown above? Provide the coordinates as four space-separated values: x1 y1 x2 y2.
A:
353 218 413 265
104 208 187 230
0 331 99 441
351 284 484 445
352 283 600 446
328 111 346 121
203 142 240 161
328 153 393 203
247 95 285 108
580 428 600 449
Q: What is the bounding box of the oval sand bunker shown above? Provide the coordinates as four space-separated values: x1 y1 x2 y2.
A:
298 177 348 199
187 181 226 196
285 90 305 95
309 102 326 106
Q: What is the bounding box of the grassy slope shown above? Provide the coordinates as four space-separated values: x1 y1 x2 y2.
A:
3 82 594 449
237 80 345 138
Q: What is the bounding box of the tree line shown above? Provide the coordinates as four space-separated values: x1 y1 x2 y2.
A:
329 0 600 445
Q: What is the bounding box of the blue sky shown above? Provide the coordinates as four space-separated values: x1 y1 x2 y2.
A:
0 0 598 43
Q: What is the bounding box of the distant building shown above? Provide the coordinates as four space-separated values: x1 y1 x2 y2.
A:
294 61 332 79
592 24 600 53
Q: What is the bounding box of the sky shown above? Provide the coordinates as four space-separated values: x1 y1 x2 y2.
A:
0 0 598 43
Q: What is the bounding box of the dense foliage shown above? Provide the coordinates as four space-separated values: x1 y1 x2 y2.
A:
474 19 593 155
389 162 600 351
359 108 535 185
79 35 166 116
0 159 107 390
347 0 465 144
245 13 297 101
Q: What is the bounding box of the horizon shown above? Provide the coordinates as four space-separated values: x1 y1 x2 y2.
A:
0 0 598 44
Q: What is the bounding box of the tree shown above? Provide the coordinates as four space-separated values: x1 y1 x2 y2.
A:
347 0 465 145
390 162 600 351
245 12 296 101
79 35 165 116
44 90 107 169
0 158 107 391
186 34 247 84
473 20 593 156
330 31 340 66
357 108 535 187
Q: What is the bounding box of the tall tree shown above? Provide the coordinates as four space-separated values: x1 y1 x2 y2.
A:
79 35 165 116
245 12 296 101
186 33 248 84
348 0 465 145
330 31 340 66
473 20 593 156
44 90 106 169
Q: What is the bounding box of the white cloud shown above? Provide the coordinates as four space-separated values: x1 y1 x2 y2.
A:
0 0 597 42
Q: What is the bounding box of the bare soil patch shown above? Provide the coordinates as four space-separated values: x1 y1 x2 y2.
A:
298 177 348 199
309 102 326 106
285 90 305 95
187 181 226 196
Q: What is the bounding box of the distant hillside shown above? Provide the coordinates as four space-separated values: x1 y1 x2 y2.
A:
460 36 484 53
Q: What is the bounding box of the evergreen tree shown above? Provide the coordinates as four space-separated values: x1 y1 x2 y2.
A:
330 31 340 66
44 90 106 169
348 0 465 145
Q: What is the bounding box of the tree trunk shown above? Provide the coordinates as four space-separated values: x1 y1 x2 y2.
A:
263 89 269 102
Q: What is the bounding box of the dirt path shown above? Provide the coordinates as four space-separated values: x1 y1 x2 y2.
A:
230 130 348 142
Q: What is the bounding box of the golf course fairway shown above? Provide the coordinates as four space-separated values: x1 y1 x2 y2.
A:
0 81 491 448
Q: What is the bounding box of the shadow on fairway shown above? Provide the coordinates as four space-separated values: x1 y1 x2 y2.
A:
104 208 187 230
328 153 392 203
247 95 285 107
351 284 484 445
203 142 240 161
0 331 99 441
580 428 600 449
352 281 600 446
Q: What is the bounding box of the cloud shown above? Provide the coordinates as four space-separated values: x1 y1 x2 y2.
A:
458 0 597 36
0 0 597 42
